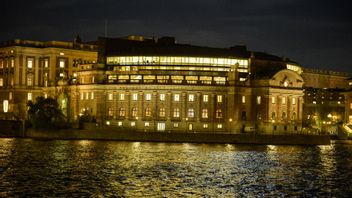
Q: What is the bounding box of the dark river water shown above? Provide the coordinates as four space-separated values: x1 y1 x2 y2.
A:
1 138 352 197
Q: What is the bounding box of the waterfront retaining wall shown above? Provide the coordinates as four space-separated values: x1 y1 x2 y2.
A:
25 129 331 145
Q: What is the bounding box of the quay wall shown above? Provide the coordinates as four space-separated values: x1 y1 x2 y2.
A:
25 128 331 145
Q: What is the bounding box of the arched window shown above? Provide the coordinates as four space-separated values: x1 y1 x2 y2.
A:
188 108 195 118
202 109 208 118
271 112 276 120
145 107 152 117
119 108 125 117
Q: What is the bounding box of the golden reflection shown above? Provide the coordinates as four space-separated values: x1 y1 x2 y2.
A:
78 140 92 147
0 138 14 157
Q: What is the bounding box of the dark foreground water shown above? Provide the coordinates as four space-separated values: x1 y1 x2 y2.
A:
1 139 352 197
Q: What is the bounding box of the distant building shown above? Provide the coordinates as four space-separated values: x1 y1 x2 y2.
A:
0 36 350 134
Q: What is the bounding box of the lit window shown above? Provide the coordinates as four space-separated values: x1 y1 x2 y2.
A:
108 93 113 100
284 81 288 87
145 107 152 117
159 108 165 117
119 108 125 117
59 60 65 68
9 92 13 100
145 122 150 127
173 123 179 128
292 98 296 105
44 59 49 68
188 123 193 131
133 93 138 101
44 93 47 99
257 96 261 105
108 107 113 117
282 97 286 105
217 124 223 129
132 107 138 117
174 94 180 102
80 92 84 100
92 76 95 83
85 92 89 100
188 109 195 118
0 78 3 86
59 52 64 56
203 124 208 129
157 123 165 131
27 76 33 86
188 94 194 102
242 96 246 104
216 109 223 118
160 94 165 101
272 96 276 104
27 58 33 69
146 93 152 101
202 109 208 118
350 103 352 109
28 92 32 101
203 94 209 102
11 58 14 67
173 108 180 118
120 93 125 101
59 73 64 77
118 121 123 126
131 122 136 127
313 101 317 104
217 95 223 103
3 100 9 113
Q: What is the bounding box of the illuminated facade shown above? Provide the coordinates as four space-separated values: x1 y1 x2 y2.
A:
0 36 350 134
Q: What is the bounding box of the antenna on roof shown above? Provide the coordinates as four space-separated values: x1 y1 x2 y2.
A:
105 19 108 38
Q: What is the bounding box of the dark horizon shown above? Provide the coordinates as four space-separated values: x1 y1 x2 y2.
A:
1 0 351 74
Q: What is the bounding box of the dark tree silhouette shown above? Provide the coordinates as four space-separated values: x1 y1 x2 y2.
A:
27 96 67 129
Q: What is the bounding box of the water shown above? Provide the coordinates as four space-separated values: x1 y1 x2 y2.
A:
1 138 352 197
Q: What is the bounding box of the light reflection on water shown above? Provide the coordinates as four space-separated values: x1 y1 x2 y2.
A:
1 138 352 197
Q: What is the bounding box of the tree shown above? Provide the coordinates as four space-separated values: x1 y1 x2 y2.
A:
27 96 67 129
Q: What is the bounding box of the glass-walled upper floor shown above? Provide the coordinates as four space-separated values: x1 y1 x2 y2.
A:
106 56 248 68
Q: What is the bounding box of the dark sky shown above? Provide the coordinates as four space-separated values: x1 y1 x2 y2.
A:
1 0 351 74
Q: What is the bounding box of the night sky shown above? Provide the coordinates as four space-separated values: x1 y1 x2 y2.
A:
1 0 351 73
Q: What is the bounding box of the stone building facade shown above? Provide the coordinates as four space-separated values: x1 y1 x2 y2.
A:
0 36 350 134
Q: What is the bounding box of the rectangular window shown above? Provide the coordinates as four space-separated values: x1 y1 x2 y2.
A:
44 59 49 68
282 97 286 105
173 108 180 118
173 123 179 128
132 93 138 101
27 76 32 86
108 107 113 117
11 58 14 67
174 94 180 102
108 93 113 100
80 92 84 100
120 93 125 101
157 123 165 131
203 94 209 102
131 121 136 127
91 92 94 100
119 108 125 117
188 108 195 118
217 95 223 103
27 58 33 69
292 98 296 105
118 121 123 126
28 92 32 101
242 95 246 104
145 122 150 127
9 92 13 100
257 96 261 104
203 123 208 129
85 92 89 100
0 78 3 86
272 96 276 104
217 124 223 129
188 94 194 102
159 108 166 117
202 109 208 118
146 93 152 101
160 93 165 101
59 60 65 68
3 100 9 113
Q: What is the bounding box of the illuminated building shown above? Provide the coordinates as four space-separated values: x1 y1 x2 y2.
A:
0 35 350 134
